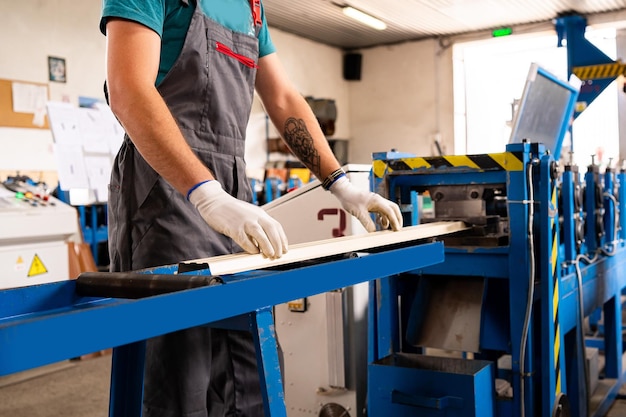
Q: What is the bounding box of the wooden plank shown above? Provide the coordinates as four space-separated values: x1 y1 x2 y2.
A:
183 221 467 276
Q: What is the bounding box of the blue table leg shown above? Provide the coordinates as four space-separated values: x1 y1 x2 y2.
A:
109 341 147 417
604 295 622 379
251 307 287 417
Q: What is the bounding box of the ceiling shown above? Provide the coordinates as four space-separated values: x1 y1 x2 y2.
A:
262 0 626 49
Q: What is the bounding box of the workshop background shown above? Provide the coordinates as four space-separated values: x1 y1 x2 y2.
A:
1 2 625 181
2 0 626 417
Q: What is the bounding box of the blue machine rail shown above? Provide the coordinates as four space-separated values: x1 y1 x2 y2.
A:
0 240 445 416
369 142 626 417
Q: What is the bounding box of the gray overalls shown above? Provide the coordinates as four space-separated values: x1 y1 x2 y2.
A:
107 1 264 415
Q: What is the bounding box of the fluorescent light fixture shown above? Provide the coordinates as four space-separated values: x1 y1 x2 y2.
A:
342 6 387 31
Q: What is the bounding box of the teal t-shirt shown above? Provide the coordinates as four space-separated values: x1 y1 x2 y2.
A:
101 0 276 85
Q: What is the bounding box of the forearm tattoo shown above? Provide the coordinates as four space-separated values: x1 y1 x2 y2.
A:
283 117 321 176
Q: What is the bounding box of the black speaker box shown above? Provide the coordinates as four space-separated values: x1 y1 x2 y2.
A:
343 53 362 81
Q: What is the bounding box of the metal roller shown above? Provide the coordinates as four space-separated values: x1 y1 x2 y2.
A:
75 271 223 299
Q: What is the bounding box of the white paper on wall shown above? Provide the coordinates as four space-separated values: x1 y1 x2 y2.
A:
47 102 125 202
12 82 48 114
78 108 109 154
46 102 82 146
94 102 125 155
53 143 90 190
84 155 112 203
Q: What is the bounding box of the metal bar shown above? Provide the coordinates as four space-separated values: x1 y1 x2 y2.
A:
325 290 345 388
374 276 399 361
109 341 146 417
252 308 287 417
419 248 509 278
604 295 622 379
505 142 533 417
0 241 444 376
539 154 563 416
555 15 616 119
76 272 223 299
367 280 378 365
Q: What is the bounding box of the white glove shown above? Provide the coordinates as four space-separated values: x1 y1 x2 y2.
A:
189 181 288 259
329 176 403 232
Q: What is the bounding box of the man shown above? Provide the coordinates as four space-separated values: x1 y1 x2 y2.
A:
102 0 403 415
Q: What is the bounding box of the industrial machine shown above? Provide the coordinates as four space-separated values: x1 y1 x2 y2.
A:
0 225 453 417
366 63 626 417
556 14 626 119
0 178 78 289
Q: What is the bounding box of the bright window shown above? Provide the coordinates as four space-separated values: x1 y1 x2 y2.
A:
453 28 618 168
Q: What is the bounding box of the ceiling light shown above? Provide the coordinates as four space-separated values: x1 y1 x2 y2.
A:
342 6 387 31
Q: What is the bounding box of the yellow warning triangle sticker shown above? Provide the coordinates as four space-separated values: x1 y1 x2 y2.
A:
28 254 48 277
16 256 24 264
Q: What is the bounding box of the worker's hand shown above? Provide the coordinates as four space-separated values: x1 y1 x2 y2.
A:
188 181 288 259
329 176 403 232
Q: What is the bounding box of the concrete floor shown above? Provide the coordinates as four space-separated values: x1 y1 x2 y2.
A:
608 384 626 417
0 356 110 417
0 354 625 417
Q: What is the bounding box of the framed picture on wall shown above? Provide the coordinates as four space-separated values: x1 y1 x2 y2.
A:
48 56 66 83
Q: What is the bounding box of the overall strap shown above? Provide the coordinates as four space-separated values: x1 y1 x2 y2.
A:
250 0 262 28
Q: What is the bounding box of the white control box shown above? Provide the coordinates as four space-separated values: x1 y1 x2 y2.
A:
264 164 370 244
0 184 78 289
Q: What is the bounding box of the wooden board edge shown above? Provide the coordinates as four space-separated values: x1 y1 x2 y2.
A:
183 221 468 276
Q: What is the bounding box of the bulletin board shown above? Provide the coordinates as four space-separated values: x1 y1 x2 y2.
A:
0 78 50 129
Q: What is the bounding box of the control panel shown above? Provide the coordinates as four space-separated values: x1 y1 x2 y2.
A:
0 181 79 289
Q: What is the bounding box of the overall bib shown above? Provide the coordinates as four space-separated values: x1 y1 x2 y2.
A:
107 1 264 415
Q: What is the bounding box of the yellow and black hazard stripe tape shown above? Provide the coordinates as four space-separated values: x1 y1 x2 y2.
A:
551 183 562 395
572 61 626 80
373 152 524 178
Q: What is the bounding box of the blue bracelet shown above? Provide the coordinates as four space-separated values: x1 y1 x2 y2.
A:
186 180 212 200
322 168 346 190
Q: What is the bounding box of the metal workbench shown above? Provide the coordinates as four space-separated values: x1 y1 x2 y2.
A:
0 240 445 416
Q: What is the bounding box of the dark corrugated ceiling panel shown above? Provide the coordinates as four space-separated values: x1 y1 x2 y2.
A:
262 0 626 49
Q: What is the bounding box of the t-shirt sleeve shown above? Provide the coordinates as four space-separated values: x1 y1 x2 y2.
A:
258 2 276 57
100 0 166 37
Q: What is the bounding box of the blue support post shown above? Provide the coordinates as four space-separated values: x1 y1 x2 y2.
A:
505 142 535 417
368 279 378 365
584 166 601 253
619 170 626 243
251 308 287 417
604 295 623 380
410 190 419 226
604 168 616 248
109 341 146 417
90 205 100 265
538 155 567 416
561 167 578 263
373 276 400 361
265 178 274 203
555 15 617 119
251 179 259 205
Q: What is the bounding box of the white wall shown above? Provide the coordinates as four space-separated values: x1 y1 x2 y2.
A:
0 0 106 179
3 3 626 183
0 1 105 100
0 4 351 183
347 39 455 163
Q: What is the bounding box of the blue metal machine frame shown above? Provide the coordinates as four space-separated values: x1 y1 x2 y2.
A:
555 14 623 119
368 143 626 417
0 240 445 416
